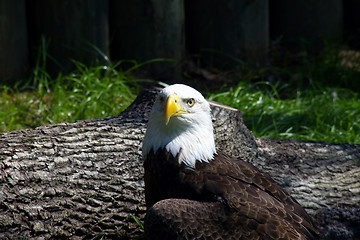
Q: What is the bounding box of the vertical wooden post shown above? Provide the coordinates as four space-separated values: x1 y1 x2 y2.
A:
343 0 360 48
110 0 185 79
185 0 269 68
270 0 343 51
0 0 28 83
27 0 109 74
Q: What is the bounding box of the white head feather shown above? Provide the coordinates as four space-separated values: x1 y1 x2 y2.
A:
142 84 216 168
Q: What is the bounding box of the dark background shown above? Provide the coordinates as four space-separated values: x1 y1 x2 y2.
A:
0 0 358 83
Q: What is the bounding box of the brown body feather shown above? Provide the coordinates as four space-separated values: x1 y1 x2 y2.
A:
144 148 319 240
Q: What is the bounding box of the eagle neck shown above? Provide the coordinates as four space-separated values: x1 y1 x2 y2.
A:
143 117 216 168
165 124 216 168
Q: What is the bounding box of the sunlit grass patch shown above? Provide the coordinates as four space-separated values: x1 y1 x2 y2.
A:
209 81 360 144
0 62 138 132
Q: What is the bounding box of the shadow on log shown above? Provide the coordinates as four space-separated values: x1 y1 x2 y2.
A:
1 87 359 239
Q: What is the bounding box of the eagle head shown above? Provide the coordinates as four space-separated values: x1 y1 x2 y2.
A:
142 84 216 168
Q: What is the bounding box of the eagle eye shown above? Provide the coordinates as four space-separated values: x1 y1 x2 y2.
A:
186 98 195 107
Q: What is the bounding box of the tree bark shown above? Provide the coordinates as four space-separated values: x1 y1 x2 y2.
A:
1 87 359 239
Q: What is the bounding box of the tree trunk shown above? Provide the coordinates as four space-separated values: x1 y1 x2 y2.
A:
1 87 359 239
27 0 109 74
109 0 185 79
185 0 269 67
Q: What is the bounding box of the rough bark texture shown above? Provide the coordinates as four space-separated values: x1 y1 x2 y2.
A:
1 87 359 239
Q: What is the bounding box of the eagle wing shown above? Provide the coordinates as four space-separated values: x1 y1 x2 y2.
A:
145 198 266 240
144 149 319 240
184 151 319 240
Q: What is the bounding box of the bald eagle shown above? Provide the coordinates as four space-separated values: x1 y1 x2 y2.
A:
142 84 319 240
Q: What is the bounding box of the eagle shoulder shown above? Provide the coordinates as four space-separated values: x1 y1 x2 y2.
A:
187 152 319 239
144 149 319 239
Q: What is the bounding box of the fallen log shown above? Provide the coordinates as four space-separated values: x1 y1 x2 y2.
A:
1 87 359 239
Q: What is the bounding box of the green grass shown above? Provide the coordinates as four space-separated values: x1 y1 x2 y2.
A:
130 214 144 230
1 42 359 144
209 81 359 144
0 61 140 132
208 44 360 144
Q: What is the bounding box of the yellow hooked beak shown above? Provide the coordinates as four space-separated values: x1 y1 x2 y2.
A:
165 94 185 125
